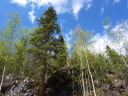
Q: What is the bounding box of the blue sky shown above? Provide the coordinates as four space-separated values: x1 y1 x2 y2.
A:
0 0 128 54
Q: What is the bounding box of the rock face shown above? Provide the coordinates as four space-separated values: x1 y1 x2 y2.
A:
1 68 74 96
1 72 128 96
96 74 128 96
2 77 39 96
109 78 127 95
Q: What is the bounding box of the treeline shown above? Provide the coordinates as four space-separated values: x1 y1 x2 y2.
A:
0 7 128 96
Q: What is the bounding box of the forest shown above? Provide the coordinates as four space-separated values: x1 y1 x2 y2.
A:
0 7 128 96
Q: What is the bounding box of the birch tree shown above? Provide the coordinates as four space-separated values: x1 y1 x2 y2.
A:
102 18 128 68
0 11 20 92
72 25 96 96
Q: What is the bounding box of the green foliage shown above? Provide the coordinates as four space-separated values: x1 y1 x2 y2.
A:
30 7 61 81
0 11 20 75
0 10 128 96
54 35 67 68
106 45 126 75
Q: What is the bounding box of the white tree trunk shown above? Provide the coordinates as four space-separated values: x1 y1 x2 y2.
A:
0 56 8 92
85 55 97 96
80 57 86 96
85 73 89 96
121 56 128 68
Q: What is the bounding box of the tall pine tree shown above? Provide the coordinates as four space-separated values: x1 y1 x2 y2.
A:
30 7 60 95
54 35 67 68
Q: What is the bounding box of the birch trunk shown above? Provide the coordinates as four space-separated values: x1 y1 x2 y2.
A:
0 56 8 92
85 73 89 96
85 55 96 96
80 57 86 96
121 56 128 68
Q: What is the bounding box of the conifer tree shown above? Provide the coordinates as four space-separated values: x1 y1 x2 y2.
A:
30 7 60 95
54 35 67 68
106 46 125 74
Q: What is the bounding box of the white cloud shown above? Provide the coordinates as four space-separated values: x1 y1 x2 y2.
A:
91 20 128 55
38 0 70 14
28 10 36 24
64 29 73 50
60 19 65 23
100 7 104 16
10 0 93 21
11 0 27 6
71 0 83 19
86 4 92 10
59 19 66 29
69 29 73 35
65 33 71 48
91 34 118 54
114 0 121 4
62 20 128 55
71 0 92 19
91 33 128 55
